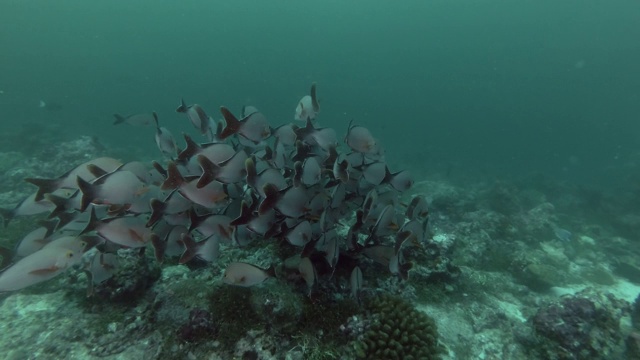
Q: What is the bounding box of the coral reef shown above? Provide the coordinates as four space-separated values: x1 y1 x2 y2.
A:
530 288 629 360
352 293 440 359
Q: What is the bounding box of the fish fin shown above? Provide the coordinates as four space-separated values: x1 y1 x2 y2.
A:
266 264 277 279
55 211 76 231
178 233 197 264
29 265 61 275
0 207 14 228
196 155 221 188
86 164 108 178
152 161 167 179
219 107 241 140
24 177 61 202
150 233 165 263
245 157 257 190
79 235 103 252
0 246 13 271
161 162 185 190
230 201 253 226
76 176 97 212
83 269 95 297
147 198 167 228
80 207 100 235
176 133 200 162
259 183 280 215
36 218 60 238
187 208 207 232
310 82 320 112
113 113 126 125
176 98 187 113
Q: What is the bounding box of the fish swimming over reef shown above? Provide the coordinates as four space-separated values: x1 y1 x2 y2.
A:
0 82 429 300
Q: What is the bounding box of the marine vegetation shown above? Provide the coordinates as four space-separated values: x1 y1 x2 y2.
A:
352 293 441 359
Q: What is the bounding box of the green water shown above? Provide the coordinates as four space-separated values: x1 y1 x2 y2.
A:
1 0 639 186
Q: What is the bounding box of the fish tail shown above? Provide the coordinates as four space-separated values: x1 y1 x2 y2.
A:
178 233 198 264
55 211 76 231
219 107 241 140
147 198 167 228
0 207 14 228
0 245 13 271
43 193 70 220
86 164 108 178
76 176 97 212
266 264 277 279
150 233 165 263
161 162 185 190
196 155 221 188
176 99 188 113
245 157 257 190
187 208 207 232
113 113 127 125
258 183 280 215
176 134 200 162
151 161 167 179
310 82 320 112
230 200 253 226
80 207 100 235
24 177 61 202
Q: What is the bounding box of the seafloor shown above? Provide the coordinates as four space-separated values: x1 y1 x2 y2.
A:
0 124 639 360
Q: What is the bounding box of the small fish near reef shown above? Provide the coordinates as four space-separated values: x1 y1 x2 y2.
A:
0 83 429 300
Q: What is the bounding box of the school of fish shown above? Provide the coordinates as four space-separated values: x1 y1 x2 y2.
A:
0 83 429 300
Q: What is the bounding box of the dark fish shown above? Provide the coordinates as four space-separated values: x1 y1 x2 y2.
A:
113 112 157 127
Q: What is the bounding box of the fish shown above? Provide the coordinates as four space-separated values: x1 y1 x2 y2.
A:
222 262 276 287
176 99 210 135
179 233 220 264
219 107 271 144
5 81 424 298
87 251 119 285
25 157 123 201
350 266 363 300
554 227 572 242
345 121 379 155
298 256 316 295
294 83 320 121
76 170 150 212
14 219 58 258
285 220 312 247
406 195 428 220
0 237 85 292
113 112 157 127
81 208 153 248
153 115 178 159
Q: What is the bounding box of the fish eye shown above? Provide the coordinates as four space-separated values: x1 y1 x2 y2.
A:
66 252 74 258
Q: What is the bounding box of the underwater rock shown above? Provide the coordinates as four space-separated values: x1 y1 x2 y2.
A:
177 308 218 342
531 288 629 360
